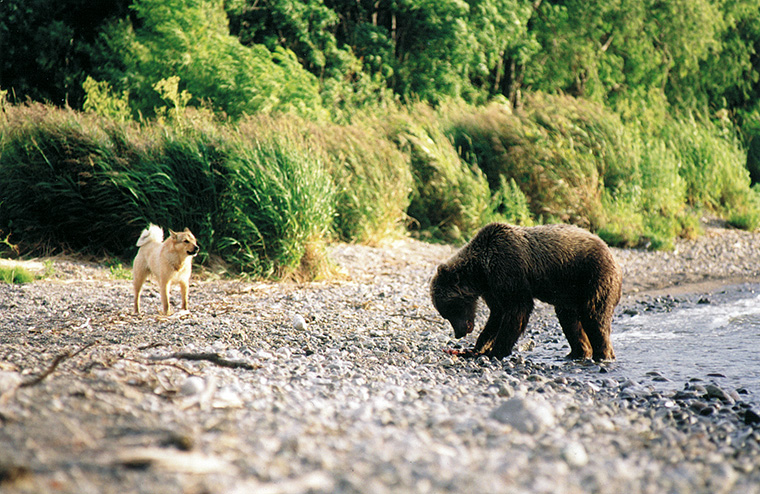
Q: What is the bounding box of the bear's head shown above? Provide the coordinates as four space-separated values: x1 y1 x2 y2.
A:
431 264 478 338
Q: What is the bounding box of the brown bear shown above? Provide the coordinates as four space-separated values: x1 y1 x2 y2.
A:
430 222 621 361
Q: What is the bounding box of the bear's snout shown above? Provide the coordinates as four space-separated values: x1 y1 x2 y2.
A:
451 318 475 339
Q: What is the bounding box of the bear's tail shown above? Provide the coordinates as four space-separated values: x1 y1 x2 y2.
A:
136 224 164 247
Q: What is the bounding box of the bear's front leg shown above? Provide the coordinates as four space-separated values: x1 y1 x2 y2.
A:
476 298 533 358
472 310 505 355
445 311 503 358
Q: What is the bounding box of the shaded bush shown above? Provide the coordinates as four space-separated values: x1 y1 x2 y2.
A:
0 105 137 254
0 105 334 278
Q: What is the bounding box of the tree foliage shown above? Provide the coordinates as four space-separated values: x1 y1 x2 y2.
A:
3 0 760 117
95 0 323 118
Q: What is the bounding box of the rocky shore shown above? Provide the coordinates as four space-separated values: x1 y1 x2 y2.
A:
2 221 760 493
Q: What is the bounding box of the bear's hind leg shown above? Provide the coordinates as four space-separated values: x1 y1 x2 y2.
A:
580 309 615 361
556 306 592 360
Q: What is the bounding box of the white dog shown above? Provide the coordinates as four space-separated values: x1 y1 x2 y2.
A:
133 224 199 315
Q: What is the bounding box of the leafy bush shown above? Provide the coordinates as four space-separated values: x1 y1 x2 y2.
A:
446 95 633 228
666 115 751 212
387 107 492 243
216 123 335 279
2 94 759 279
309 119 412 244
444 93 757 249
488 175 533 225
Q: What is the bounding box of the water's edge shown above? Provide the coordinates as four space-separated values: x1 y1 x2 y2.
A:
525 282 760 405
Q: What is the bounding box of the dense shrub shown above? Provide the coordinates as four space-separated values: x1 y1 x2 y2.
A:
386 107 493 243
309 119 412 244
1 96 759 280
444 94 756 248
0 105 334 278
217 120 335 279
0 105 136 254
446 95 635 228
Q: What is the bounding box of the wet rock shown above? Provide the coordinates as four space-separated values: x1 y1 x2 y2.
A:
743 409 760 426
705 384 735 404
699 405 717 417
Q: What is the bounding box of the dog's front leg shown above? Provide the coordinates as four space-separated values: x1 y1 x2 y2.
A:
159 282 172 315
179 279 189 311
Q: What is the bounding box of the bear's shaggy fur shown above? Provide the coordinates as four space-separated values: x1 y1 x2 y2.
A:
431 223 621 360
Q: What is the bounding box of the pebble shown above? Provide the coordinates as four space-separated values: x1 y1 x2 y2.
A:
490 395 556 433
292 314 308 330
179 376 206 396
562 442 589 467
0 371 21 394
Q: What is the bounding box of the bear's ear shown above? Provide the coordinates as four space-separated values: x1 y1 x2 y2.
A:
436 264 458 284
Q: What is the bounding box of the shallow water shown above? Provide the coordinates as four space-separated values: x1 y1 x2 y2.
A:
527 285 760 403
610 291 760 399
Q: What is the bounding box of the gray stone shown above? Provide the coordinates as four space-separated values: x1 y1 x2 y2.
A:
490 396 556 433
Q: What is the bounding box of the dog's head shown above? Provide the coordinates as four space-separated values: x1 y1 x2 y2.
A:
169 228 200 258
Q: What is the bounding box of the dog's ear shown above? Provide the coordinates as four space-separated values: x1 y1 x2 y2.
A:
184 227 191 233
169 229 178 240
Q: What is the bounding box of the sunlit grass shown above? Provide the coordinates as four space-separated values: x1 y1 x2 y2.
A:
0 265 35 284
1 96 758 279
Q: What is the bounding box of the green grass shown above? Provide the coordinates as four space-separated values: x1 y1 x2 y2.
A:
0 265 35 284
1 96 758 280
105 258 132 280
217 122 336 279
388 105 492 243
444 94 757 248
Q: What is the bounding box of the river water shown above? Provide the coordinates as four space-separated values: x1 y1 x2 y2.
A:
610 288 760 400
528 284 760 403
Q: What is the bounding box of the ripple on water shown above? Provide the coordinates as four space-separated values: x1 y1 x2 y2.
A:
611 293 760 401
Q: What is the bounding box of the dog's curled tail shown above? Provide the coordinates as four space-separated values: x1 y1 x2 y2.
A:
136 224 164 247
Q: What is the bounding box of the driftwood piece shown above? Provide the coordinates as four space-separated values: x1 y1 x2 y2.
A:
19 341 98 388
147 352 260 370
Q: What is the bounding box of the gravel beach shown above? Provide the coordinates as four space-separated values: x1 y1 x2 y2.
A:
2 220 760 493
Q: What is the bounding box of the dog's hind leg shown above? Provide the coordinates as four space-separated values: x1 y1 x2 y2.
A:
133 271 148 314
